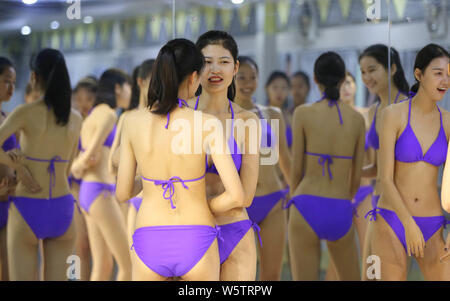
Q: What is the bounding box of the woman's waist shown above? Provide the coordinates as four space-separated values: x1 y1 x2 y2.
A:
82 171 115 184
294 177 352 200
378 189 443 216
135 201 216 228
213 207 250 225
15 182 71 199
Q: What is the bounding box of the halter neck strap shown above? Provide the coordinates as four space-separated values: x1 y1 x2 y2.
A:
318 93 343 125
165 98 189 129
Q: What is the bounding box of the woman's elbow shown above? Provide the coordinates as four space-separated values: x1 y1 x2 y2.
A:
443 201 450 213
232 187 246 209
115 188 130 203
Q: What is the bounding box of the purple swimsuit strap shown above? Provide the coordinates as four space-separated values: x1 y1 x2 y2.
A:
305 152 353 180
165 98 189 129
141 173 206 209
251 221 263 247
318 93 343 125
25 156 69 199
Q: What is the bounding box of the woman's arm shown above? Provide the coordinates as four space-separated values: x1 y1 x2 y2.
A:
72 108 116 177
290 105 306 194
116 114 137 203
0 105 41 192
208 115 245 214
66 111 83 178
108 111 128 175
237 111 260 207
379 106 425 257
270 107 292 184
350 114 366 197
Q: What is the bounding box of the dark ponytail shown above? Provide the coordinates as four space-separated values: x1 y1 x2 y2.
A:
314 52 346 100
30 48 71 126
411 43 450 94
196 30 239 101
128 65 140 110
359 44 410 95
148 38 204 115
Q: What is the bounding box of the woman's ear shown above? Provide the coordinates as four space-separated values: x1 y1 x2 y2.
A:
233 60 240 76
414 68 422 83
115 83 122 96
390 63 398 77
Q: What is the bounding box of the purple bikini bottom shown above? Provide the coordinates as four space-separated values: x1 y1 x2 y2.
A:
246 189 288 225
128 197 143 212
79 181 115 213
9 194 75 239
284 194 353 241
68 175 82 188
352 185 373 217
132 225 222 278
218 219 262 264
365 206 450 252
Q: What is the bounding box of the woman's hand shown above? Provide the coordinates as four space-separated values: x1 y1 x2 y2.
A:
71 157 86 179
16 163 41 193
0 177 10 196
404 217 425 258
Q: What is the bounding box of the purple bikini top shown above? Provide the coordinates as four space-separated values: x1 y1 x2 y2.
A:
1 111 19 152
194 96 242 175
395 96 447 166
255 105 275 149
141 98 206 209
286 125 292 148
366 92 409 150
304 94 353 180
26 156 69 199
80 124 116 152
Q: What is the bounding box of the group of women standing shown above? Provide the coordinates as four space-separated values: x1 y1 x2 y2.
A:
0 29 448 281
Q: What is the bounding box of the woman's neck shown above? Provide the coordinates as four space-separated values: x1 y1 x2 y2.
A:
138 92 146 109
378 85 399 107
412 88 435 114
234 95 254 110
199 90 230 114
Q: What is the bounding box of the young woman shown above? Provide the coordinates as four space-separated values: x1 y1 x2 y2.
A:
287 52 365 280
0 49 82 280
0 57 19 281
359 45 411 273
116 38 245 281
290 71 310 110
365 44 450 280
234 56 292 280
68 76 99 281
325 71 375 280
266 71 293 149
190 31 261 281
71 68 132 281
108 59 155 247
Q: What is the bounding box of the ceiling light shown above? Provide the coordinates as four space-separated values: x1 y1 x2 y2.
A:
231 0 244 4
83 16 93 24
22 0 38 4
21 26 31 35
51 21 60 30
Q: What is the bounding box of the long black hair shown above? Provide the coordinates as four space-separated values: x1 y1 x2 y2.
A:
0 57 14 75
411 44 450 94
196 30 239 101
359 44 410 95
314 52 346 100
147 38 204 115
128 59 155 111
29 48 71 126
95 68 131 109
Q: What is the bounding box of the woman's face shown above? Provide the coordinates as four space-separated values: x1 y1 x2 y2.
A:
116 82 132 109
360 55 390 96
417 56 449 101
0 67 16 102
291 75 309 107
340 74 357 106
200 44 238 95
235 63 258 101
266 77 289 108
74 88 95 118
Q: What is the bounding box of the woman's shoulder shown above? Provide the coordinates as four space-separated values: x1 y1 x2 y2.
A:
231 102 258 122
